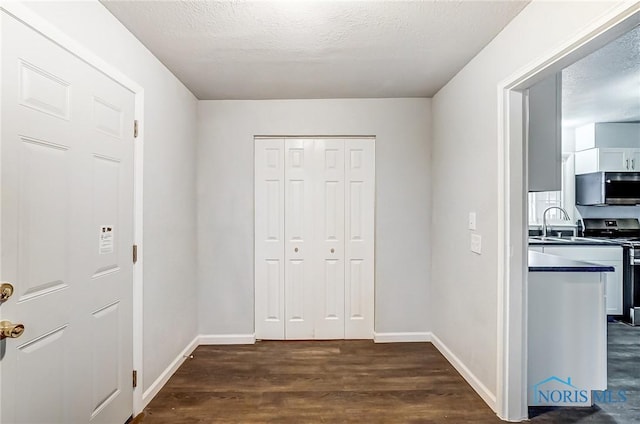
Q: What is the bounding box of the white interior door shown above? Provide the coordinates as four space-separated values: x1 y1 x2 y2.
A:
254 137 374 340
1 13 134 424
314 140 345 339
284 139 316 339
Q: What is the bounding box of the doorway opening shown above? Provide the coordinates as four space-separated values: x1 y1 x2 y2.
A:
498 4 639 422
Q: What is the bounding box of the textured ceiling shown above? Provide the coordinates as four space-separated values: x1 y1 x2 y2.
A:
100 0 529 100
562 25 640 128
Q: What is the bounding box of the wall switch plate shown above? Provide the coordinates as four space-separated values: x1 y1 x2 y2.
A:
468 212 477 230
471 234 482 254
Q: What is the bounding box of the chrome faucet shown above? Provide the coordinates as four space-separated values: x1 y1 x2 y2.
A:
542 206 570 237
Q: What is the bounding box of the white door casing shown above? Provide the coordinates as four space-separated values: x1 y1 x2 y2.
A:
254 137 375 340
1 12 134 424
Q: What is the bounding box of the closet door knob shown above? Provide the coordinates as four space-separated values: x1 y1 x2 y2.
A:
330 248 335 253
294 247 298 253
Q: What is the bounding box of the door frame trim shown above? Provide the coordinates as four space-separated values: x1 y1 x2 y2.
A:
0 2 146 416
496 2 640 421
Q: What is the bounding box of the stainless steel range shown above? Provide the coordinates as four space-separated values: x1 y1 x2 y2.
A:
583 218 640 325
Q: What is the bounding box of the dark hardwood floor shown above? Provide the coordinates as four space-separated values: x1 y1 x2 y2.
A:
139 341 504 423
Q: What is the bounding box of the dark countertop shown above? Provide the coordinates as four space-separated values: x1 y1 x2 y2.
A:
528 237 620 246
528 251 615 273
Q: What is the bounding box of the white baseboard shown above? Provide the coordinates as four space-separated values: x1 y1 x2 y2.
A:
199 333 256 345
430 332 497 412
373 331 432 343
142 335 199 408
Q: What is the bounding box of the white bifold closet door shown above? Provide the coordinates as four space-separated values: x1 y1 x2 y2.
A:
255 138 374 340
284 139 315 339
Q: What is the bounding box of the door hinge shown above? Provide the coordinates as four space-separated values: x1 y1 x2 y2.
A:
133 120 139 138
133 244 138 264
132 370 138 388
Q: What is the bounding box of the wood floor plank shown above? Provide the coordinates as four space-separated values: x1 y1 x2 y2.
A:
140 341 503 423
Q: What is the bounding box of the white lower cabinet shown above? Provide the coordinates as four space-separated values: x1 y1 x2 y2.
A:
543 246 623 315
528 270 607 406
255 138 375 340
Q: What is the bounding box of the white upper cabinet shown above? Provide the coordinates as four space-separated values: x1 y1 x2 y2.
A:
575 122 640 151
575 147 640 174
574 122 640 174
528 73 562 192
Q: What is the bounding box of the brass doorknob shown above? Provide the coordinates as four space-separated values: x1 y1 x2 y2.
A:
0 283 14 302
0 320 25 340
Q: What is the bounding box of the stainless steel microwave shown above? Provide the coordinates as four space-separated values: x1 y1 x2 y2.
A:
576 172 640 206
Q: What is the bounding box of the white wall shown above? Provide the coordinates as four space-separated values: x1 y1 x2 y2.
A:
197 99 431 336
20 1 199 393
431 0 625 404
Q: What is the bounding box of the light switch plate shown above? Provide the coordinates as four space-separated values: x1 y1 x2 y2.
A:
468 212 477 230
471 233 482 254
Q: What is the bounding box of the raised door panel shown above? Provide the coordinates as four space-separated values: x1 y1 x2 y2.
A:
344 139 375 339
314 139 345 339
14 326 70 423
17 137 71 303
91 155 122 279
19 59 71 121
254 139 285 339
284 139 315 339
90 302 122 420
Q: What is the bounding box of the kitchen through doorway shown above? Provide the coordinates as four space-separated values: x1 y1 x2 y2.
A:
497 4 640 421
